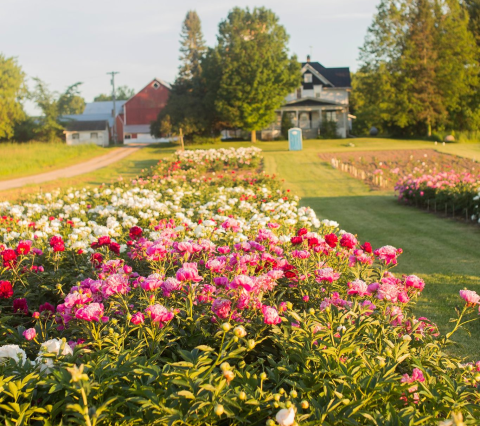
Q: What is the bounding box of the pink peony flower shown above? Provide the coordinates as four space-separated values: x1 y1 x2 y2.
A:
145 304 174 323
374 245 401 265
102 274 131 298
23 328 36 340
377 283 400 303
75 303 104 322
459 289 480 306
211 298 232 319
404 275 425 291
161 277 182 297
315 268 341 283
229 275 255 292
262 305 282 325
141 274 163 291
347 279 369 296
176 262 203 282
386 306 403 326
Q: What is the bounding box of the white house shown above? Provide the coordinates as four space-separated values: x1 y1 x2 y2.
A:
64 120 110 147
261 56 353 139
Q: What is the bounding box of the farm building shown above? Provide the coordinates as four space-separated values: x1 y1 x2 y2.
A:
118 79 170 143
64 120 110 147
261 56 353 140
63 78 170 145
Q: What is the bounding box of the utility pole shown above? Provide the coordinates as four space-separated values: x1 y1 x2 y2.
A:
107 71 119 144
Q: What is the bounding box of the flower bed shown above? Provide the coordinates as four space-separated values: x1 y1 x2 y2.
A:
322 149 480 222
0 148 479 425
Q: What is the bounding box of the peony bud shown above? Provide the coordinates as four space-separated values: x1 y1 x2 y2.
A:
221 322 231 332
301 400 309 409
234 325 247 338
214 404 224 416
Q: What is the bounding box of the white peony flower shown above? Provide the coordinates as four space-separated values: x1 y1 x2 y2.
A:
0 344 27 364
275 406 295 426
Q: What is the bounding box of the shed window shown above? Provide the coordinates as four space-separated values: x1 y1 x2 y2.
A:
90 132 98 139
304 73 312 83
72 133 80 140
125 134 131 139
153 81 160 89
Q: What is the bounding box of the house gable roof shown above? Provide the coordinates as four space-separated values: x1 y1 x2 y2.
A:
301 62 351 88
283 98 344 108
65 120 109 132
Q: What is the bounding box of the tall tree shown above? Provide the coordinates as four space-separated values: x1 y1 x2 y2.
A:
214 7 301 142
464 0 480 47
30 78 63 142
355 0 479 136
152 11 209 140
178 10 206 82
94 86 135 102
58 82 85 115
0 54 26 140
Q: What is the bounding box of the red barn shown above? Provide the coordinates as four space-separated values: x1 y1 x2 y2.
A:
118 78 170 143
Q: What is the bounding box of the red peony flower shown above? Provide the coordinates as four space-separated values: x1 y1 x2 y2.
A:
0 280 13 299
109 242 121 254
324 233 338 248
129 226 143 239
90 252 103 268
290 236 303 245
16 240 32 256
297 228 308 236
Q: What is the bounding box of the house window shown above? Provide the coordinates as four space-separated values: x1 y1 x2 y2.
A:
72 133 80 140
296 88 302 99
125 134 131 139
153 81 160 89
324 111 337 122
90 132 98 139
315 92 321 98
304 73 312 83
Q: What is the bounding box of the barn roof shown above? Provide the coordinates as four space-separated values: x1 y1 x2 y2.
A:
83 100 126 115
65 120 109 131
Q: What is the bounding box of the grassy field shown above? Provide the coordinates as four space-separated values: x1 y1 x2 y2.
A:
0 141 107 181
2 138 480 358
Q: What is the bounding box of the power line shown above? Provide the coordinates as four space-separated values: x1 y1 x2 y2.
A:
107 71 120 144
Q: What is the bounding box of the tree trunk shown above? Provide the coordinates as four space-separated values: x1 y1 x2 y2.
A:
427 121 432 137
251 130 256 143
179 128 185 151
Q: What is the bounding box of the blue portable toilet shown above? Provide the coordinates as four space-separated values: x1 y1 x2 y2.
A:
288 128 303 151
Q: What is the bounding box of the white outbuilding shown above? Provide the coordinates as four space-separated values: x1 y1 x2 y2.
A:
64 120 110 147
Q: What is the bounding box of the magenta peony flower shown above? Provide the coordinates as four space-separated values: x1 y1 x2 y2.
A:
459 289 480 306
75 303 104 322
262 305 282 325
340 233 357 249
212 298 232 319
131 312 145 324
141 274 163 291
13 298 28 315
145 304 174 323
23 328 36 340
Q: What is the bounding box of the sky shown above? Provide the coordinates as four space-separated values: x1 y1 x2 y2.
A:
0 0 379 114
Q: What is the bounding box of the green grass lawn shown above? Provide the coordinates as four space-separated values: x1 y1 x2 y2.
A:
0 141 107 181
2 137 480 358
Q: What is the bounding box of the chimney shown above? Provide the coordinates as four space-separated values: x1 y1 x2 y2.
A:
307 54 311 63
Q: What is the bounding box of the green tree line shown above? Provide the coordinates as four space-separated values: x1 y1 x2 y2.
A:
352 0 480 138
